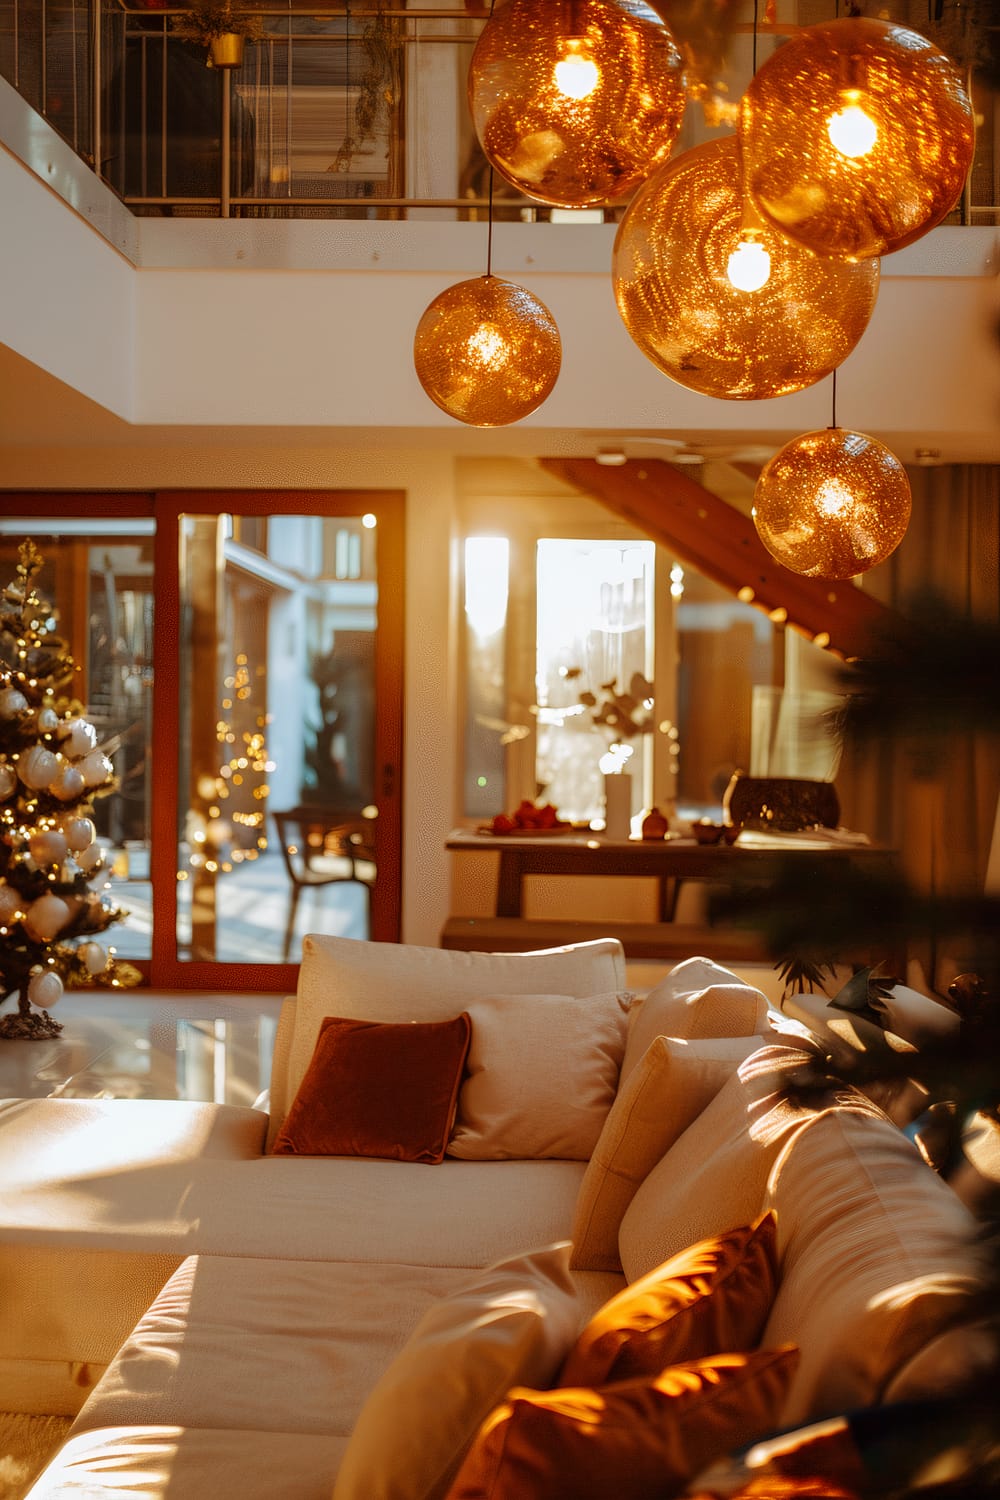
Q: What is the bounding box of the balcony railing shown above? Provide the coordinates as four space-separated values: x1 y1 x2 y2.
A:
0 0 997 222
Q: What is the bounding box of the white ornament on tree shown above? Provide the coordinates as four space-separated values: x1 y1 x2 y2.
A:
18 745 60 790
36 707 60 734
79 941 106 976
78 750 113 789
23 892 72 942
27 968 64 1009
61 719 98 758
0 686 28 719
63 817 96 853
0 883 22 925
49 762 86 801
74 844 105 876
29 829 69 867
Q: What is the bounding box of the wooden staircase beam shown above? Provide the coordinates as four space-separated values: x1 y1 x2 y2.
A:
539 456 896 660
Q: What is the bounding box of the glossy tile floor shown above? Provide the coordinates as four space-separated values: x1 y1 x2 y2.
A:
0 991 284 1105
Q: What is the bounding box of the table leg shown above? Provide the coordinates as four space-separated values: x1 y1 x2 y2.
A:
496 850 524 918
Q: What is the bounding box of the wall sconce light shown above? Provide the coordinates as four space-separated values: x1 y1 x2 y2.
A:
468 0 687 207
738 17 975 261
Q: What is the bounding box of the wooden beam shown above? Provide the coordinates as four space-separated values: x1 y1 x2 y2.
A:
539 457 896 661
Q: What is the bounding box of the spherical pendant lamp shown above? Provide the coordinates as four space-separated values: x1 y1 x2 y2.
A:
468 0 686 207
612 138 880 400
413 275 561 427
738 17 974 261
753 427 911 579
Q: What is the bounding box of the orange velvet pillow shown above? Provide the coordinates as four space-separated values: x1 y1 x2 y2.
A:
560 1212 778 1387
270 1012 471 1163
444 1346 799 1500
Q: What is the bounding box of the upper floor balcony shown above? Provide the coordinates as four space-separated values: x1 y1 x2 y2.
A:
1 0 997 224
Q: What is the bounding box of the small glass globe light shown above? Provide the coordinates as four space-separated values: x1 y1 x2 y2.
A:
612 138 880 400
753 427 912 579
738 17 974 261
413 275 561 428
468 0 686 207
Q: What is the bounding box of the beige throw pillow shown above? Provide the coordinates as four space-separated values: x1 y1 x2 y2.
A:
621 961 770 1084
270 936 627 1147
618 1044 885 1282
332 1242 583 1500
448 991 633 1161
570 1034 762 1271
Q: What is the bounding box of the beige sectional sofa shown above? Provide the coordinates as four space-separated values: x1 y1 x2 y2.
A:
1 935 985 1499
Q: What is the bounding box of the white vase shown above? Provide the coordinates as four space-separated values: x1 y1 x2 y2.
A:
603 772 632 840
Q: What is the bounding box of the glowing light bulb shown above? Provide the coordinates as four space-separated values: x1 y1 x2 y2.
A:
726 235 772 292
827 92 878 157
554 40 600 100
468 323 510 368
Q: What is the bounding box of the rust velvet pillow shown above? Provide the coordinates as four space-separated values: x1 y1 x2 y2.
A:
444 1346 800 1500
560 1213 779 1387
270 1012 471 1162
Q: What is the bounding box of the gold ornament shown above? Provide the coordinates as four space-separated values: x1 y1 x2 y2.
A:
612 138 880 400
753 427 912 579
468 0 686 207
739 17 974 261
413 275 561 427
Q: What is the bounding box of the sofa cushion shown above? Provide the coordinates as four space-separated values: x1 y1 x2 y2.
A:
70 1255 475 1441
25 1426 349 1500
448 992 632 1161
759 1106 983 1425
270 936 627 1147
617 1045 888 1283
561 1214 778 1387
271 1013 471 1162
333 1243 585 1500
443 1346 800 1500
621 958 771 1084
0 1096 269 1416
570 1034 762 1271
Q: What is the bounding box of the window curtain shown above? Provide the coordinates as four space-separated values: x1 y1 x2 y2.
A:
835 465 999 987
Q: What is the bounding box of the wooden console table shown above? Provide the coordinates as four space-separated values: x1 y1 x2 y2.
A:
442 829 896 963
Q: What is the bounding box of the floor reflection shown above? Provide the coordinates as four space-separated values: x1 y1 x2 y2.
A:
0 991 283 1104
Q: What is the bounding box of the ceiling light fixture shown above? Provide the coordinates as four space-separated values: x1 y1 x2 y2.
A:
738 17 975 261
752 377 911 579
467 0 687 208
612 137 880 400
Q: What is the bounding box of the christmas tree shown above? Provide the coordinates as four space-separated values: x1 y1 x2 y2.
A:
0 540 141 1039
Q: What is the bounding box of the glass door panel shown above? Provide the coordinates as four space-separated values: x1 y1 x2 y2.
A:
176 511 382 967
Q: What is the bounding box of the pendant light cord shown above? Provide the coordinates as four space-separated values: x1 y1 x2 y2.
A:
752 0 759 75
831 367 838 429
485 0 496 278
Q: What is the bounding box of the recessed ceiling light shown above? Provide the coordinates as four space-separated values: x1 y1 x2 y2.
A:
596 447 628 466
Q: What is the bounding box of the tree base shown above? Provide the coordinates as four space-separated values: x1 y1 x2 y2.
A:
0 1010 63 1039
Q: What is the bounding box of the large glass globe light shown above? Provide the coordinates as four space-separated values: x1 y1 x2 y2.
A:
612 138 880 400
739 17 974 261
413 275 561 427
753 428 912 579
468 0 687 207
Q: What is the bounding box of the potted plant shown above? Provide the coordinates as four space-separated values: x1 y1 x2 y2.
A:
170 0 264 68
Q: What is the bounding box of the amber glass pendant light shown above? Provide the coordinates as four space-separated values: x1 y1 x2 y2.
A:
468 0 686 207
753 380 911 578
612 136 880 400
412 145 561 427
738 16 974 261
